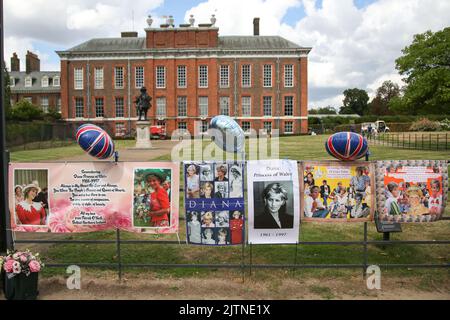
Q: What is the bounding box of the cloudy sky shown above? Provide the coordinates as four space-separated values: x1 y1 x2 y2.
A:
4 0 450 109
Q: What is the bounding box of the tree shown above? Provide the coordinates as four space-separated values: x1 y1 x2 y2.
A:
3 65 12 119
10 99 44 121
369 80 400 115
339 88 369 115
395 27 450 115
309 106 337 115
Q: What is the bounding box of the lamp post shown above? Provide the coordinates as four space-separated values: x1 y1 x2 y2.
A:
0 0 13 253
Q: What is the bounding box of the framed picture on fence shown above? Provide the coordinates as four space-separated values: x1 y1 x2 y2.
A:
301 161 375 222
375 160 448 223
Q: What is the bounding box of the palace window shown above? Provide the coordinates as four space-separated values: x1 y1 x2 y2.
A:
263 96 272 116
41 76 49 88
178 96 187 117
25 76 32 88
199 96 208 117
177 65 186 88
241 64 251 88
95 98 104 118
75 98 84 118
178 122 187 132
284 64 294 87
242 96 251 117
242 121 251 133
156 97 167 117
199 65 208 88
115 123 126 137
53 76 60 87
10 77 15 87
201 120 208 133
219 65 229 88
94 67 104 89
263 64 272 87
264 121 272 133
219 97 230 116
114 67 124 89
74 68 83 90
115 97 124 118
285 121 293 134
135 66 144 89
284 96 294 116
40 96 49 113
156 66 166 89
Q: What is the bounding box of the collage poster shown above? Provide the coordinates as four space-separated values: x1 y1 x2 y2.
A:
247 160 300 244
184 162 245 246
376 160 448 223
9 162 180 233
302 161 375 222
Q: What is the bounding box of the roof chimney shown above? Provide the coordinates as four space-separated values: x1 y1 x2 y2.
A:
253 17 260 36
121 31 138 38
11 52 20 72
26 50 40 73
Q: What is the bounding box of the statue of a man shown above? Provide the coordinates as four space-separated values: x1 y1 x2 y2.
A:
135 87 152 121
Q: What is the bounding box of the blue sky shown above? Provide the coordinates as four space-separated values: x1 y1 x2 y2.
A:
4 0 448 109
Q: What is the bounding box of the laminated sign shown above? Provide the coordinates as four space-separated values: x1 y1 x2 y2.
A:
10 162 180 233
247 160 300 244
184 162 245 246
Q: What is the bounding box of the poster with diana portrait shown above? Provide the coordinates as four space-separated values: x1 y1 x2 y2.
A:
247 160 300 244
375 160 448 223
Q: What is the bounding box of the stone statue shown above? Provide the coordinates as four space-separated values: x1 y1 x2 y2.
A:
135 87 152 121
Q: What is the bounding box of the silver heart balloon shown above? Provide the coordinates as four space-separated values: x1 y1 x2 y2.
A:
209 115 245 153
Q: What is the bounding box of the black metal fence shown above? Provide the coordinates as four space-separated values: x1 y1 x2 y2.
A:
13 221 450 281
366 132 449 151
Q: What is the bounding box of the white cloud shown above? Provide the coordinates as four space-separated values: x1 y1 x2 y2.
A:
187 0 450 108
4 0 164 70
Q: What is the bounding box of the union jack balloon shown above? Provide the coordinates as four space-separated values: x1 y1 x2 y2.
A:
325 132 368 161
76 124 115 159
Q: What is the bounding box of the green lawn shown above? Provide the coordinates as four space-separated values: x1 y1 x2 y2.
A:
11 135 450 283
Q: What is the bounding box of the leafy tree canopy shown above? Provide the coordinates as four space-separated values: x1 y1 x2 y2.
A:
339 88 369 115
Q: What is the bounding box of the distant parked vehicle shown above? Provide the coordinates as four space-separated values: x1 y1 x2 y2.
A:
361 120 390 135
149 125 167 140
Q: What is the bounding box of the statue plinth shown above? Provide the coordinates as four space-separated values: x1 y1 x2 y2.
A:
134 121 154 149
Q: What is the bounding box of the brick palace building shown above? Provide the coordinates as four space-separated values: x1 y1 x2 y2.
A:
9 51 61 112
57 17 311 137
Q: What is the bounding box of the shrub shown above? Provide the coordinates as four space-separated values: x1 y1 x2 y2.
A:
409 118 442 132
10 100 44 121
439 119 450 131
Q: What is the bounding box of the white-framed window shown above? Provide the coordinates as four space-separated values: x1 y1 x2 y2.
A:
40 96 49 113
115 123 126 137
156 97 167 117
201 120 208 133
24 97 32 103
25 76 32 88
10 76 15 87
114 66 124 89
198 65 208 88
263 64 272 87
284 96 294 116
219 65 229 88
264 121 272 133
241 64 251 88
263 96 272 116
178 96 187 117
285 121 294 134
95 98 104 118
53 76 60 87
177 65 187 88
242 96 251 117
41 76 49 88
242 121 251 133
284 64 294 87
75 97 84 118
178 122 187 131
135 66 144 89
74 68 83 90
199 96 208 117
219 97 230 116
57 98 61 113
94 67 104 89
156 66 166 89
115 97 124 118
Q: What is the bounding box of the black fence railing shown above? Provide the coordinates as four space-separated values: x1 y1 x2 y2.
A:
366 132 449 151
13 221 450 281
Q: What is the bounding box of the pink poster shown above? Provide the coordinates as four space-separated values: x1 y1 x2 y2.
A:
9 162 180 233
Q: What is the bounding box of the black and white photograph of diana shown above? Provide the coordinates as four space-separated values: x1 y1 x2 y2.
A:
229 164 243 198
200 164 214 181
253 181 294 229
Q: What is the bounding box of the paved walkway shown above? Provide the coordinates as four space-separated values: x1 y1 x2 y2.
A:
60 140 179 162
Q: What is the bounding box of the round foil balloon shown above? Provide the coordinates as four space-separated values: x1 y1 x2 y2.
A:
325 132 368 161
210 116 245 153
76 124 115 159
